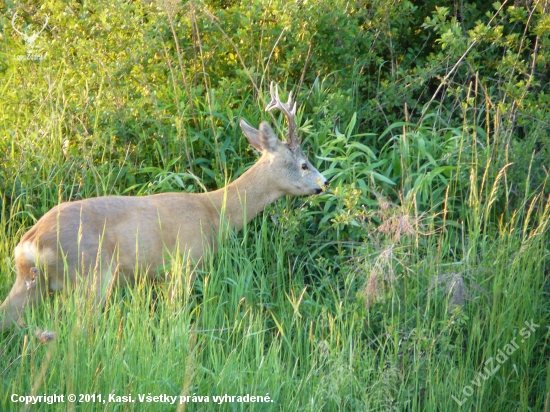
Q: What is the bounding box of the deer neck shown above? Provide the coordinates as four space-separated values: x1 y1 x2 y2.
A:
206 155 281 232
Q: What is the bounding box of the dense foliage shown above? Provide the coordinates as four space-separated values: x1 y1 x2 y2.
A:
0 0 549 410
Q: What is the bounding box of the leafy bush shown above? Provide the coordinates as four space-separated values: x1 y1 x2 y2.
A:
1 0 549 410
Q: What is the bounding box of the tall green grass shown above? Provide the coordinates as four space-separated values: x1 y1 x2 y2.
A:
1 107 549 410
1 1 549 411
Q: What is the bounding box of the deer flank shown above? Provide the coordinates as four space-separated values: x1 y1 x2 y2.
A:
0 82 328 338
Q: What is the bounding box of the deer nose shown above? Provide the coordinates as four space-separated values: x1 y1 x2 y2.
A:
314 179 329 194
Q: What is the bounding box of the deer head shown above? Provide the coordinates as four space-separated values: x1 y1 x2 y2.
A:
11 11 49 53
239 82 328 196
0 81 328 340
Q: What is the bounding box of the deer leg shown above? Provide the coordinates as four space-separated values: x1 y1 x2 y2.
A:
92 262 117 307
166 251 201 303
0 267 54 342
77 257 119 318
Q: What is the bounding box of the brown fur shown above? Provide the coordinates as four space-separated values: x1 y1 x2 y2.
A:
0 118 327 335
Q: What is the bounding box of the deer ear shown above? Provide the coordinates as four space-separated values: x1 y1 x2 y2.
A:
240 119 262 151
240 119 281 153
258 121 282 153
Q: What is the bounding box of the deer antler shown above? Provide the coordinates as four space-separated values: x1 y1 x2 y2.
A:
36 15 49 37
265 82 299 150
11 11 49 46
11 12 25 37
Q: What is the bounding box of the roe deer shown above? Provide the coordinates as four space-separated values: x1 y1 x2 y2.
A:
0 82 328 339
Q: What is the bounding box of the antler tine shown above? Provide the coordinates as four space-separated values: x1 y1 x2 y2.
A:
265 81 299 149
265 82 296 116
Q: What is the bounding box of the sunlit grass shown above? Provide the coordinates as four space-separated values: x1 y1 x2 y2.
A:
1 2 549 410
1 152 548 411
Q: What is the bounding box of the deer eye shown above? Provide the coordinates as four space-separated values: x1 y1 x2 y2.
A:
301 163 308 171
